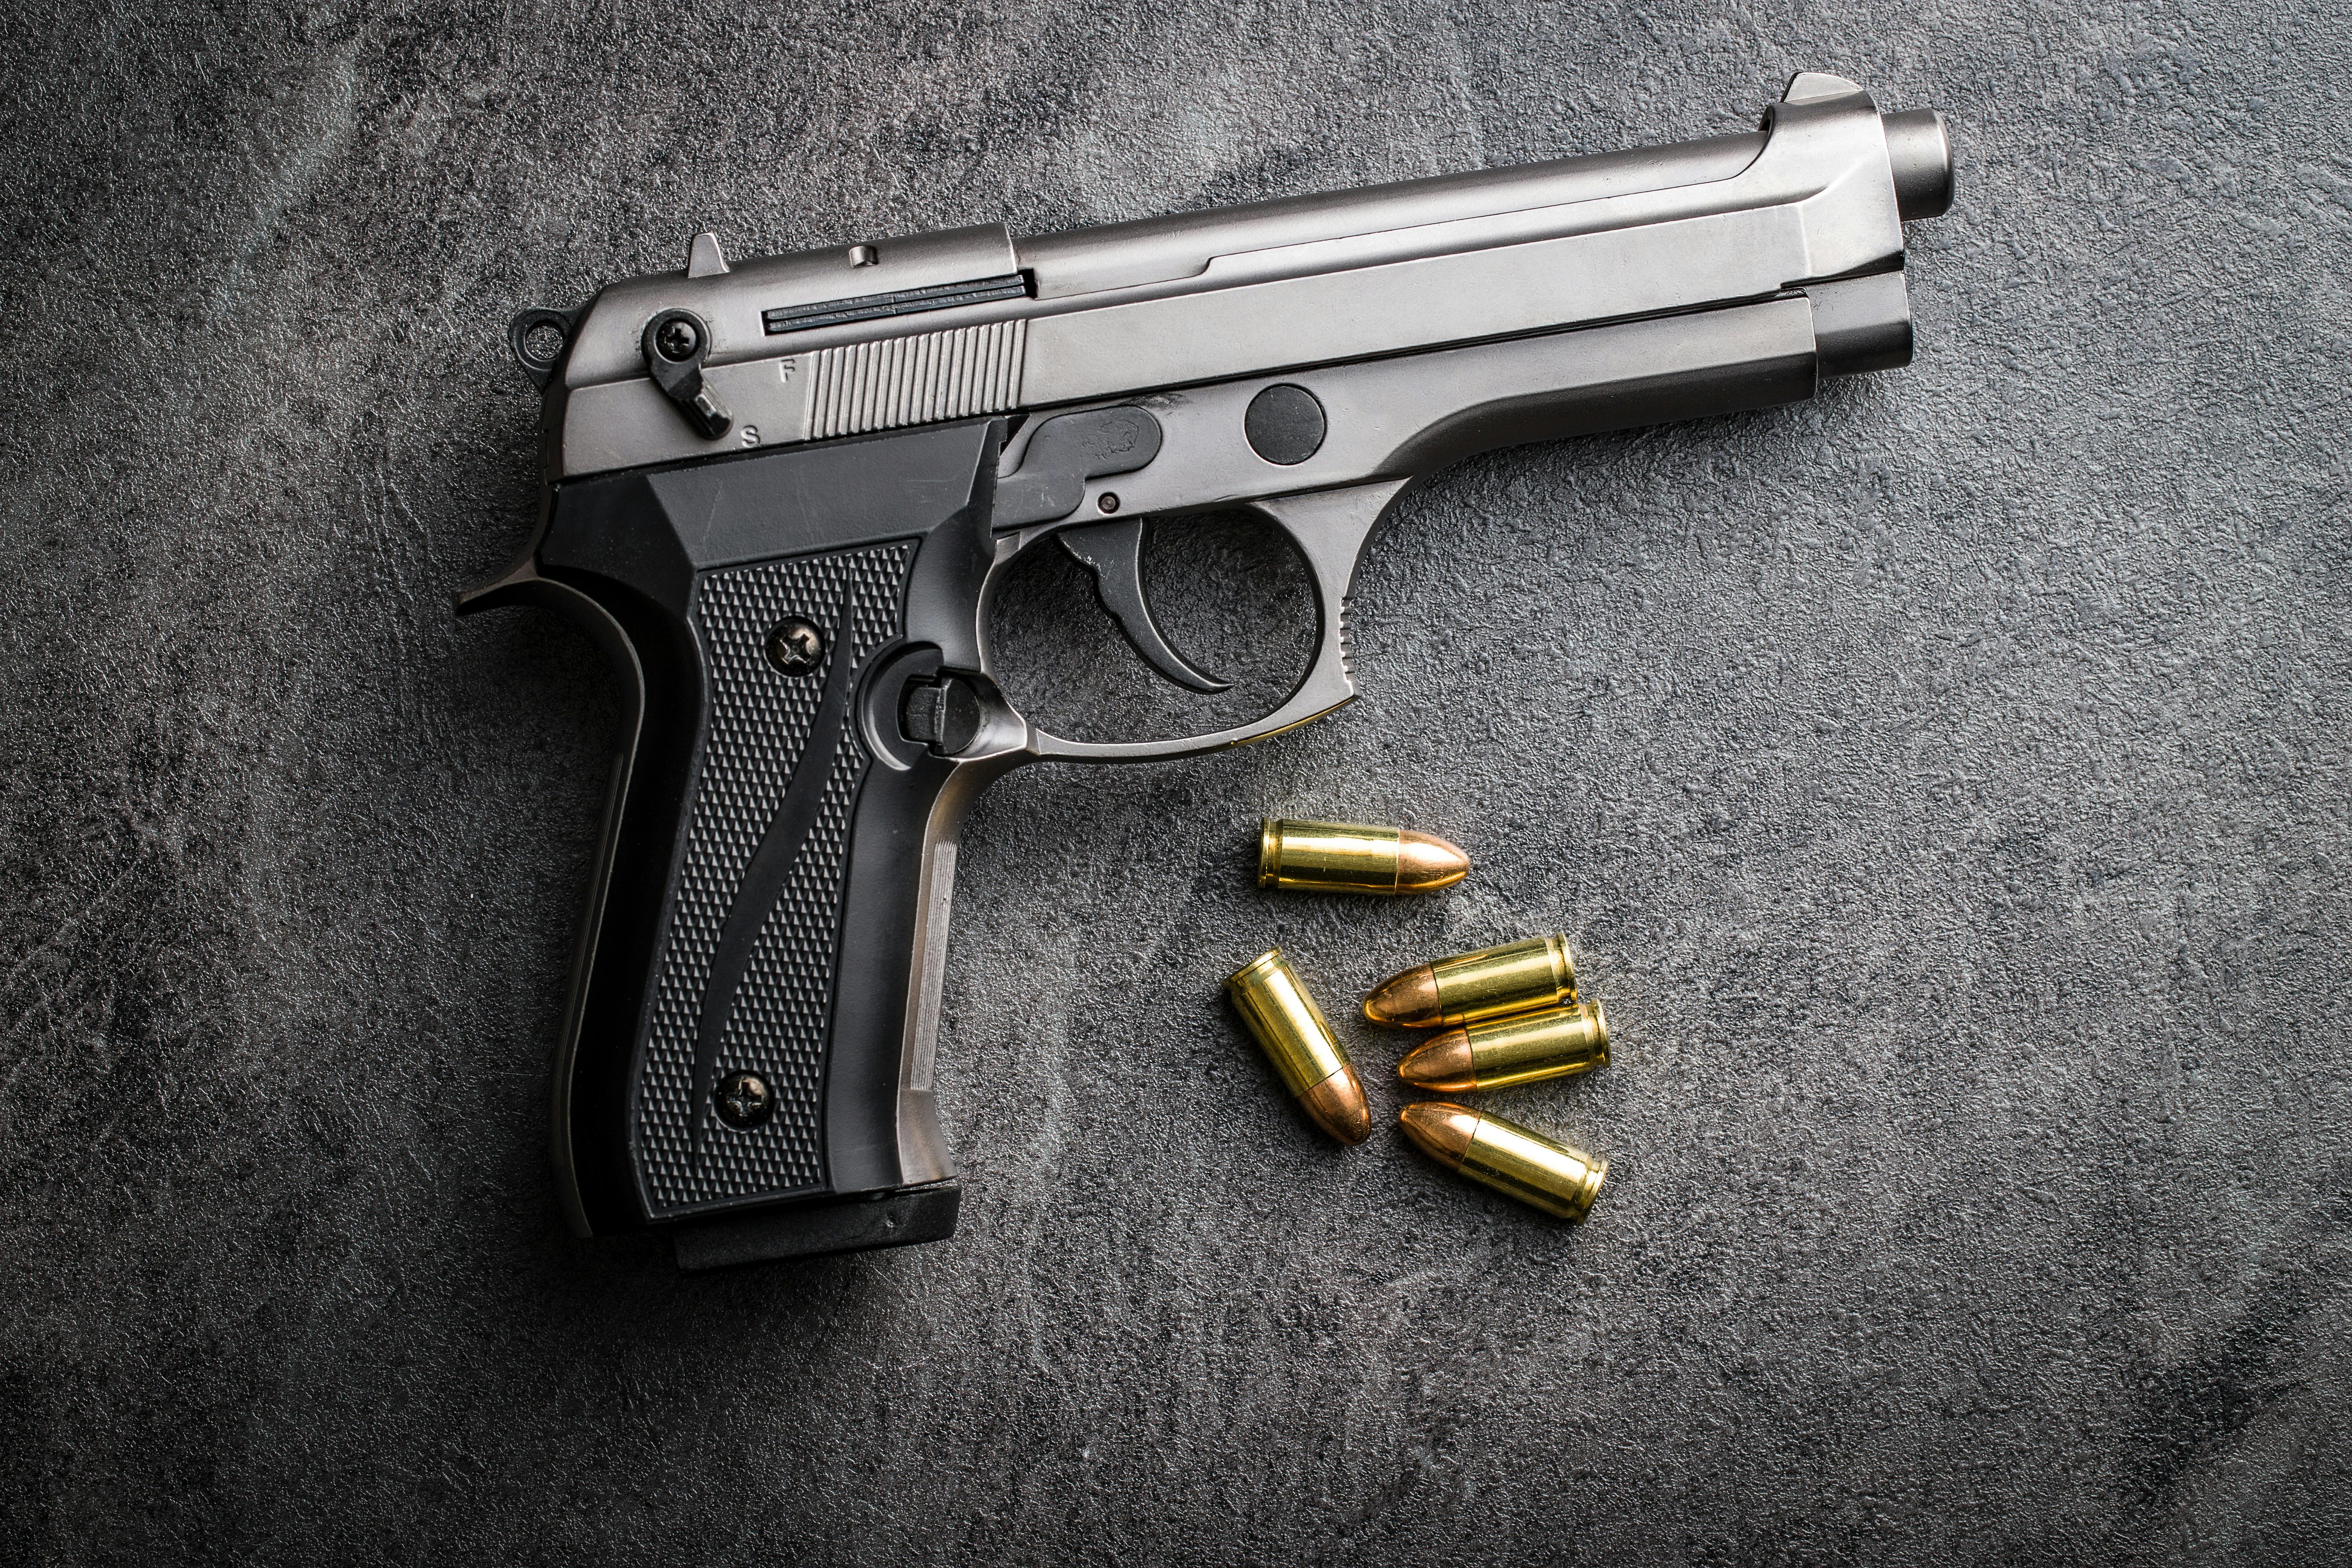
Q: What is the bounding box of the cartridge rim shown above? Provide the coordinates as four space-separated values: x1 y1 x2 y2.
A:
1572 1159 1610 1220
1225 947 1292 991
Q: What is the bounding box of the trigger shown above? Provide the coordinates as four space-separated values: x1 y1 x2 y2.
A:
1057 518 1230 694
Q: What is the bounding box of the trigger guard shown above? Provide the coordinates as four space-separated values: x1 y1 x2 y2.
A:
1017 478 1411 764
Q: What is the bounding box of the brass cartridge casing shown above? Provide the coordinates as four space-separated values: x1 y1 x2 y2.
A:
1397 1102 1608 1221
1363 934 1576 1029
1398 1001 1609 1092
1225 949 1372 1145
1257 818 1470 895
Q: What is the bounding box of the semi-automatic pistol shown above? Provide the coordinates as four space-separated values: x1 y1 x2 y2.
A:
462 70 1954 1268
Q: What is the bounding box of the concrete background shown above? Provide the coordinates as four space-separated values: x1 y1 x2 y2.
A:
3 2 2348 1562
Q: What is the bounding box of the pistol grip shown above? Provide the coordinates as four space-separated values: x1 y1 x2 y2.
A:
516 421 1021 1267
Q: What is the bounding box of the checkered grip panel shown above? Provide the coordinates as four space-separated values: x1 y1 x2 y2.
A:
634 541 916 1214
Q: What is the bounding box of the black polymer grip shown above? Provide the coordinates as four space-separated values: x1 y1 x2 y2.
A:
528 419 1008 1267
647 544 910 1198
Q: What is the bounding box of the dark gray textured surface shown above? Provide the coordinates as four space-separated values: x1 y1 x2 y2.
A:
4 2 2348 1562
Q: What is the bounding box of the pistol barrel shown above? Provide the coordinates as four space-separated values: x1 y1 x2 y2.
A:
1882 110 1955 219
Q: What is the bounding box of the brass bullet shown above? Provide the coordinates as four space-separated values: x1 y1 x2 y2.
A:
1398 1001 1609 1092
1362 934 1576 1029
1397 1101 1608 1221
1257 818 1469 895
1224 949 1372 1145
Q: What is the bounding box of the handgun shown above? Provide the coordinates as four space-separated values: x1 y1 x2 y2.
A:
461 70 1953 1268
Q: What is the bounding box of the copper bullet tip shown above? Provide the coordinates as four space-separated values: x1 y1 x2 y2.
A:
1362 962 1442 1028
1393 829 1470 893
1302 1063 1372 1145
1396 1100 1481 1170
1396 1028 1478 1092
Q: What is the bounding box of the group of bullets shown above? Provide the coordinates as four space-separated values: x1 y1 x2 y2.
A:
1226 819 1613 1222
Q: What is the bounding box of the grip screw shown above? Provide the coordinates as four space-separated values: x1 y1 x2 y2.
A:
766 617 824 675
715 1071 775 1129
